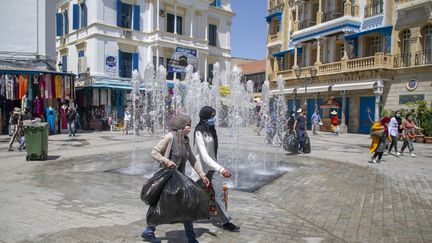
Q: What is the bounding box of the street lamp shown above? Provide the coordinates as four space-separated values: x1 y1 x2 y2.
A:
57 61 63 72
294 66 302 111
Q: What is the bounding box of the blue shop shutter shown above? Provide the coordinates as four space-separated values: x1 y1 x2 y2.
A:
116 0 122 27
118 50 123 77
56 13 63 36
73 4 79 30
133 5 140 31
132 53 139 71
177 16 182 34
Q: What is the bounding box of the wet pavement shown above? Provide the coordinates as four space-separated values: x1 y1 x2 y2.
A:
1 129 432 242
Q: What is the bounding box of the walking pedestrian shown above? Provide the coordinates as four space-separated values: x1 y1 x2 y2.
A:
330 110 339 136
8 107 22 151
123 107 131 135
388 110 402 156
311 109 321 135
66 107 76 137
192 106 240 232
400 113 421 157
369 122 386 163
141 114 210 243
293 108 307 151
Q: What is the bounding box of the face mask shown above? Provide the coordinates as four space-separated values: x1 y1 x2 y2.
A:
207 117 216 126
396 114 400 117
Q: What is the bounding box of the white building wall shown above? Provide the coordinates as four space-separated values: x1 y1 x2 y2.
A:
0 0 56 70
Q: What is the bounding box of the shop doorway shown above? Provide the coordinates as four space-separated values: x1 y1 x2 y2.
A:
359 96 375 134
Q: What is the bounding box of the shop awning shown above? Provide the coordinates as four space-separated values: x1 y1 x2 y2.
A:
273 48 294 58
345 25 393 40
266 12 282 23
331 81 375 91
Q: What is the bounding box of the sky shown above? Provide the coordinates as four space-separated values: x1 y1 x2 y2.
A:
231 0 267 60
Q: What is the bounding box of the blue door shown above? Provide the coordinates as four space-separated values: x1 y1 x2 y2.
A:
335 97 350 129
307 98 315 129
359 96 375 134
287 99 301 114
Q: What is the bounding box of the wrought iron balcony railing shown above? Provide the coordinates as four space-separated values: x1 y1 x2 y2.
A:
323 9 344 22
415 50 432 66
394 53 411 68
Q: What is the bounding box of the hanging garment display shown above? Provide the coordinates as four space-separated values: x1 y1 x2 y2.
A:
44 74 51 98
60 105 68 129
45 107 56 134
55 75 62 99
0 75 6 98
39 75 45 98
51 75 56 99
18 75 28 99
61 76 65 101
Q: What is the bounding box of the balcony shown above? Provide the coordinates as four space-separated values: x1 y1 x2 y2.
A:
397 0 432 11
364 1 384 18
267 33 282 44
415 51 432 66
276 52 393 80
299 17 316 30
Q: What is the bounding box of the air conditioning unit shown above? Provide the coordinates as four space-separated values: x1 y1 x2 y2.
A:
159 9 165 17
78 56 87 74
123 29 132 38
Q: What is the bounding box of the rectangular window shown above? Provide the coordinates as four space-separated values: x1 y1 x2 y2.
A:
209 24 217 46
119 51 132 78
166 14 183 34
153 56 164 69
399 94 424 104
208 64 214 83
63 10 69 34
62 55 67 72
56 13 63 36
120 2 132 29
210 0 222 7
80 3 88 27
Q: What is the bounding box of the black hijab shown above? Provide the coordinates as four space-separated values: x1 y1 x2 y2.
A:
194 106 218 158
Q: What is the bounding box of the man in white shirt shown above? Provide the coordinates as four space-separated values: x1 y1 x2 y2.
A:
123 108 132 135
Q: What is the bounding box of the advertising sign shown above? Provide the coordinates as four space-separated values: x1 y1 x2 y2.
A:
167 47 197 73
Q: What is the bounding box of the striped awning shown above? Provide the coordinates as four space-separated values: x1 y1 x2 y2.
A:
266 12 282 23
345 25 392 40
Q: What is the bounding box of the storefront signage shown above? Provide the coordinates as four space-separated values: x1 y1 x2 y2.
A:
167 47 197 73
105 56 117 77
399 94 424 104
406 79 418 91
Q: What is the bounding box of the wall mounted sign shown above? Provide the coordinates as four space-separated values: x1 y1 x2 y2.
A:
406 79 417 91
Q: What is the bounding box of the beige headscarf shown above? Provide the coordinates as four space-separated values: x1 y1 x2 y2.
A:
169 114 192 163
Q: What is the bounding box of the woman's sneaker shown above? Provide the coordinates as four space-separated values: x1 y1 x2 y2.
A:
368 159 377 163
396 152 402 156
411 152 416 157
141 230 161 243
223 222 240 232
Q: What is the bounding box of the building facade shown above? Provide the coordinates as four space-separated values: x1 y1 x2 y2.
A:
0 0 76 135
266 0 432 133
56 0 233 127
239 59 266 97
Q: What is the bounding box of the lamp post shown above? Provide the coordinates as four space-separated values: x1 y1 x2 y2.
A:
294 66 302 111
57 61 63 72
307 66 318 112
373 80 384 122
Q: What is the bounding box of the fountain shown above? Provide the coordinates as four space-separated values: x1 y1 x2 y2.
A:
114 64 297 192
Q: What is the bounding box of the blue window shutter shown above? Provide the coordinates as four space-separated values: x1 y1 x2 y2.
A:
167 14 174 33
118 50 123 77
78 50 85 57
56 13 63 36
81 3 88 27
73 4 79 30
133 53 139 71
133 5 140 31
117 0 122 27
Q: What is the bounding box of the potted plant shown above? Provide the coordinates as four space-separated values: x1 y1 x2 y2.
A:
422 108 432 144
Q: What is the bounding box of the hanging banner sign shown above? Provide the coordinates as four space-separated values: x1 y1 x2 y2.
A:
167 47 197 73
105 56 117 77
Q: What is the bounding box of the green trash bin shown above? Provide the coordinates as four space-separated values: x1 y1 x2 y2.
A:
24 122 49 161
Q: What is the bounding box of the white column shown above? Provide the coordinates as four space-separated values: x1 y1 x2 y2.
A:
157 47 161 67
174 4 177 34
204 53 208 82
204 11 208 41
190 8 194 38
340 90 348 133
315 38 322 65
293 45 298 68
156 0 160 31
375 94 381 122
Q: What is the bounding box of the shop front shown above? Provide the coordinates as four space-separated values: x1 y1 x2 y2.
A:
0 69 75 135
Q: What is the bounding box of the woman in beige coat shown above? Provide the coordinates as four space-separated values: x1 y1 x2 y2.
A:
142 114 209 243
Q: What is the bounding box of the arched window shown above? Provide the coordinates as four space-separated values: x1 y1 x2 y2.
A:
424 25 432 51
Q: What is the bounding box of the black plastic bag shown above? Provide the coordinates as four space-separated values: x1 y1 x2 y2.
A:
146 170 210 226
303 136 311 154
283 132 298 153
141 168 175 206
